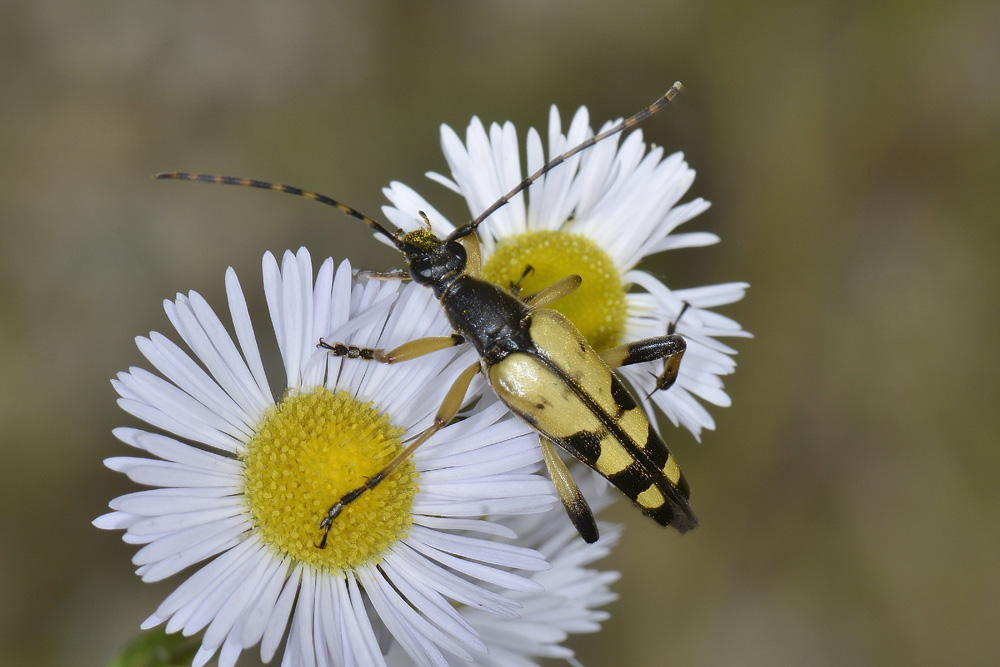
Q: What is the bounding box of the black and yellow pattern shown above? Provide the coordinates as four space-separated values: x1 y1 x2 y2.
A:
156 87 697 544
490 309 697 532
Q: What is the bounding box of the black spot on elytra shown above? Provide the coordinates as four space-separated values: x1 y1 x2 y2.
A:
607 464 647 499
609 375 637 411
564 431 602 462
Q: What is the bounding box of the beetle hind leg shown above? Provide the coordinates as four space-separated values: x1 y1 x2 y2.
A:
539 437 599 543
600 302 693 398
599 334 686 394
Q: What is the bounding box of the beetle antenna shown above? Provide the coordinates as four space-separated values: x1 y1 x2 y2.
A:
447 82 684 242
154 172 403 247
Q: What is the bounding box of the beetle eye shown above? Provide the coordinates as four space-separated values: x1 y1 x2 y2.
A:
407 256 433 283
445 241 467 272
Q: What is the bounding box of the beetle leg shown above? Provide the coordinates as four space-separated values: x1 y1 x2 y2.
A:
650 302 692 393
318 333 465 364
667 301 692 336
601 302 693 395
356 268 411 281
317 362 481 548
506 264 582 307
507 265 535 296
522 274 582 308
539 437 599 543
600 334 686 395
457 232 482 278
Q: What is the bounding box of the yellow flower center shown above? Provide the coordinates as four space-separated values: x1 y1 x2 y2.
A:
241 386 417 572
482 230 627 352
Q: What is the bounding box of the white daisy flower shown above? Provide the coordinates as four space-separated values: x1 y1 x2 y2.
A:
386 466 623 667
95 248 560 667
382 104 750 440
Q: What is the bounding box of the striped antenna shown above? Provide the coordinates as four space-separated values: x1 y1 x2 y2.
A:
446 82 685 242
154 172 402 246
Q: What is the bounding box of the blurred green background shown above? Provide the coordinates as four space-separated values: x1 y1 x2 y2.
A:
2 2 997 665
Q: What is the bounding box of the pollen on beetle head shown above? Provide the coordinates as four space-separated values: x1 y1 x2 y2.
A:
483 230 627 352
241 386 417 572
401 228 441 249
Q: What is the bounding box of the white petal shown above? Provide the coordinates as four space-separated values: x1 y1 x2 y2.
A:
93 511 136 530
408 525 547 570
238 555 290 648
137 332 259 436
128 506 244 537
200 547 276 650
104 456 236 488
189 290 272 417
163 294 265 422
343 576 386 666
379 555 481 649
405 533 544 594
381 181 456 235
136 517 249 581
261 564 302 662
127 430 241 473
384 543 521 617
114 383 244 453
361 564 459 666
424 170 461 195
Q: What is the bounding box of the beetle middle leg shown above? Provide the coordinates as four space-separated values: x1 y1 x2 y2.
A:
316 361 480 548
503 263 583 309
506 264 540 297
522 275 582 308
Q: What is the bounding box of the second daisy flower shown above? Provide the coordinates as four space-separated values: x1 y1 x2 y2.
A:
382 103 750 440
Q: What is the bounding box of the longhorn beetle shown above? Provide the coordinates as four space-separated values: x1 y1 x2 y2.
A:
157 82 696 544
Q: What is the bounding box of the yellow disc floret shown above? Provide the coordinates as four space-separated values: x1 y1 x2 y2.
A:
483 230 627 352
241 386 417 572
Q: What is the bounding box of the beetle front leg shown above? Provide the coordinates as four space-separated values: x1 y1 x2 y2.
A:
356 268 411 281
318 333 465 364
317 362 480 548
456 231 482 277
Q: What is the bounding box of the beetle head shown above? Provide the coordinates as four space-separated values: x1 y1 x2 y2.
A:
399 228 467 291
